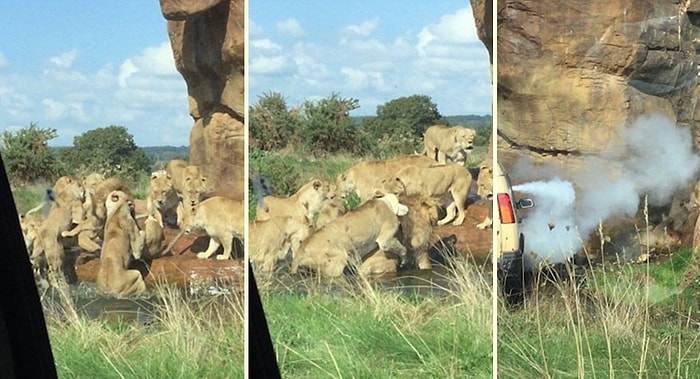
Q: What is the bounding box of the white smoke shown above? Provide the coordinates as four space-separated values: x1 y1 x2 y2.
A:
512 114 700 268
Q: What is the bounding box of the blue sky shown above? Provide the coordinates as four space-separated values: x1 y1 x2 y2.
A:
0 2 492 147
250 1 492 118
0 1 190 146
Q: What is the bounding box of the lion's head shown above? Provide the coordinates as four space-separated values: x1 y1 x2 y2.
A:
455 127 476 152
54 176 86 203
476 165 493 199
149 170 176 206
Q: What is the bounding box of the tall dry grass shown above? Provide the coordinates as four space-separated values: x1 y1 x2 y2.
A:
257 255 494 378
45 283 244 378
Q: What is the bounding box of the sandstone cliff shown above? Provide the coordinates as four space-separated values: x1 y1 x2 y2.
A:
159 0 245 200
496 0 700 168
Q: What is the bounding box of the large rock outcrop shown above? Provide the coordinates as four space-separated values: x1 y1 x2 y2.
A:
496 0 700 168
159 0 245 200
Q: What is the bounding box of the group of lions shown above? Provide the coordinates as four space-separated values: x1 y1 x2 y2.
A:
18 124 490 289
251 124 493 278
19 159 244 298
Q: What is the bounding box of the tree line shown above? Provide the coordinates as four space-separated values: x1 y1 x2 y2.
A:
1 123 156 186
249 92 491 158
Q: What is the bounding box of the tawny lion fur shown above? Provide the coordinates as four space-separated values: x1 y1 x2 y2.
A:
97 190 146 297
381 163 472 226
256 178 330 223
145 170 179 227
475 165 494 230
336 155 435 202
423 124 477 165
249 216 314 273
37 176 86 283
185 196 244 260
290 194 408 278
166 159 208 227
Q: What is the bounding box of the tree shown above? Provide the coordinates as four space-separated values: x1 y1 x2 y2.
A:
300 93 360 155
61 125 151 178
249 92 302 151
0 122 62 185
362 95 443 156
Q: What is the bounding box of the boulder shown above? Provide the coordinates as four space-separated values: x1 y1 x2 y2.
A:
160 0 245 200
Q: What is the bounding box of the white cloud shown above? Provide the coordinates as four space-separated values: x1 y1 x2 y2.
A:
251 55 290 75
118 59 139 87
249 20 264 38
340 67 388 91
344 17 380 37
416 8 478 56
41 98 88 123
276 18 305 38
251 38 283 52
49 50 79 69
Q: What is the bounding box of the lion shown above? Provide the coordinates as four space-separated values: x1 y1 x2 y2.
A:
184 196 244 260
315 197 347 229
97 190 146 298
423 124 477 165
142 215 165 260
358 250 399 276
37 176 87 284
380 163 471 226
398 196 440 270
290 194 408 278
145 170 179 228
256 178 330 223
249 216 314 273
336 155 436 202
61 176 130 252
166 159 208 227
475 165 494 230
314 184 347 229
19 212 44 262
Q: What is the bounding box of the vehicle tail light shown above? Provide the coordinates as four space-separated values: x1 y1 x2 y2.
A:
497 193 516 224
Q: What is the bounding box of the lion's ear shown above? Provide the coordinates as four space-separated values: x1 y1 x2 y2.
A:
313 180 322 190
110 193 120 202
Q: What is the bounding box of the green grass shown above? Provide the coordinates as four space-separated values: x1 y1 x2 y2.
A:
258 260 494 378
46 285 244 378
497 251 700 378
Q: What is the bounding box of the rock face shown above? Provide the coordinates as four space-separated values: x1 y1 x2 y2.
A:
159 0 245 200
495 0 700 168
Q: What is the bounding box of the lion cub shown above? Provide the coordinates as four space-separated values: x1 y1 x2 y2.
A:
185 196 244 260
97 190 146 298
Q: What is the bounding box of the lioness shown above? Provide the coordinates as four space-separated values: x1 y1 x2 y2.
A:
290 194 408 278
20 212 44 262
142 215 165 260
146 170 179 227
475 165 494 230
97 190 146 298
381 163 471 226
249 216 314 273
398 196 440 270
185 196 244 260
315 197 347 229
62 176 130 251
166 159 208 227
358 250 399 276
423 124 476 165
336 155 435 202
256 178 330 223
37 176 87 284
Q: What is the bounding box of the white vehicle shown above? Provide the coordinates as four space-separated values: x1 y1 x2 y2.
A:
494 162 533 304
